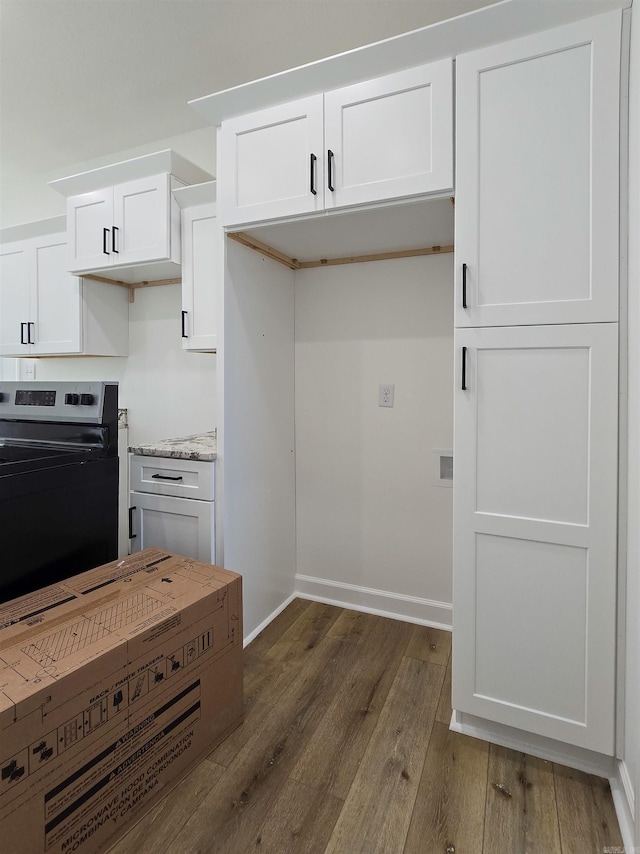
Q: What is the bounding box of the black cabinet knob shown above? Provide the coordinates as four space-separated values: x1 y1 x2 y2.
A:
80 393 94 405
65 393 79 405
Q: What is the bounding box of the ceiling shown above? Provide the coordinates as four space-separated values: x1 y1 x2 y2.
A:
0 0 496 224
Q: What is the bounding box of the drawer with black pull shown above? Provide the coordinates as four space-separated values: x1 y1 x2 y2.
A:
129 454 214 500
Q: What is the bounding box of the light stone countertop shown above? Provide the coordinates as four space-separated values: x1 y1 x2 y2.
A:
129 430 217 461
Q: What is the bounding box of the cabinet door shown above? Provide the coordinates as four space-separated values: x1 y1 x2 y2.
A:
0 241 30 355
129 492 214 562
113 173 171 267
455 12 621 327
31 237 82 355
219 95 324 227
452 323 618 753
324 60 453 210
181 203 218 351
67 187 113 272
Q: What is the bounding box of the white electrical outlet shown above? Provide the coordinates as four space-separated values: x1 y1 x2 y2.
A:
379 383 394 407
23 360 36 381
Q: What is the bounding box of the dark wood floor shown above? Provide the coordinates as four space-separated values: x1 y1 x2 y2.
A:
111 599 623 853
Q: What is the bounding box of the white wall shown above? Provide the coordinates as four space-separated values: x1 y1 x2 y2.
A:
624 4 640 846
295 254 454 626
0 358 18 381
0 126 216 229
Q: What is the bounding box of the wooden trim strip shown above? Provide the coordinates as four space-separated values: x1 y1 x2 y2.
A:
130 278 182 288
227 231 454 271
82 273 130 288
297 244 454 268
82 273 182 289
82 273 181 304
228 232 301 270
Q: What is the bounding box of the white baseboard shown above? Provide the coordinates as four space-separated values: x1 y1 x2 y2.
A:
450 709 616 778
610 758 637 852
294 573 452 630
243 592 297 647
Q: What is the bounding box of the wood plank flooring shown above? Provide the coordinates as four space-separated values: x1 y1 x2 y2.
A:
111 600 623 854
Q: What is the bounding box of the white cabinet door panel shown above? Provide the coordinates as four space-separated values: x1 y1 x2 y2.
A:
0 242 29 355
32 239 81 355
452 323 618 753
325 60 453 209
455 11 621 327
67 188 113 272
474 345 590 524
474 534 589 724
220 95 324 226
181 203 218 351
129 492 214 563
114 173 170 266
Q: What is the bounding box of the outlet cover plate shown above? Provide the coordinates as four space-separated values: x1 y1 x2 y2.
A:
379 383 394 407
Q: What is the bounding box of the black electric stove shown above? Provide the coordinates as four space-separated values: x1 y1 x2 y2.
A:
0 381 119 602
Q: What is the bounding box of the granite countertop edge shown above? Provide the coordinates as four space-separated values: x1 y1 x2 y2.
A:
128 430 217 462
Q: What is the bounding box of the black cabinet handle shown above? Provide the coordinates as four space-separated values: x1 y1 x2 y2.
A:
462 263 468 309
112 226 119 254
20 322 27 345
461 347 468 391
152 474 183 481
327 149 335 192
128 506 137 539
103 227 111 255
310 153 317 195
28 322 35 344
181 310 188 338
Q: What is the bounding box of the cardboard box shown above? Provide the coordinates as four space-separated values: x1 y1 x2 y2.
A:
0 548 243 854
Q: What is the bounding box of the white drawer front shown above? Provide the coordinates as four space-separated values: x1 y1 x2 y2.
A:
130 454 214 500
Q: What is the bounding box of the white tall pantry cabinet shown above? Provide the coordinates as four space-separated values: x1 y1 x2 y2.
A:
452 12 622 755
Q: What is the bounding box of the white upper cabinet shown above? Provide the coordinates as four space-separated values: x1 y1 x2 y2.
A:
455 12 621 327
0 229 128 357
67 173 176 274
219 59 453 227
173 182 219 353
50 150 212 281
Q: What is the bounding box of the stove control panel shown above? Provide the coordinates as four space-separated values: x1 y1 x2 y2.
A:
0 382 117 424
